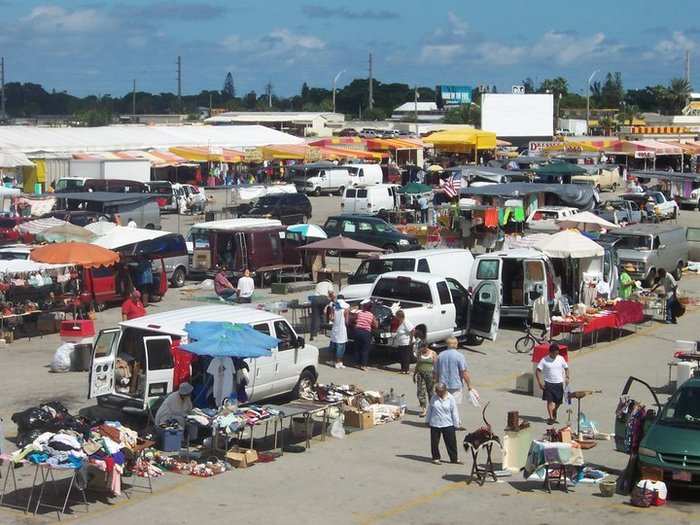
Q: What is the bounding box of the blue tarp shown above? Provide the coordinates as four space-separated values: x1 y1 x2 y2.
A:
181 321 278 358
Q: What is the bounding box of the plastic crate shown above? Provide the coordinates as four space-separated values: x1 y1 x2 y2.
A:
157 428 183 452
60 320 95 339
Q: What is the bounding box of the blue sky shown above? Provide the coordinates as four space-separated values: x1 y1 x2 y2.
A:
0 0 697 98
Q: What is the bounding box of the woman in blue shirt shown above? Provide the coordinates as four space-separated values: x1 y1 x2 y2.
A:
425 383 462 465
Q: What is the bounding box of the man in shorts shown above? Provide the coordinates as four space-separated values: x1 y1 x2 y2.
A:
535 343 570 425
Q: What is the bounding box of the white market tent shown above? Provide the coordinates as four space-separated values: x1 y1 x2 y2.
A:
555 211 618 232
0 124 304 154
0 259 69 275
89 225 170 250
0 150 35 168
535 230 604 259
17 217 69 235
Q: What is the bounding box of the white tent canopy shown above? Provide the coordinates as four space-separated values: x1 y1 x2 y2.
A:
534 230 604 258
0 259 69 275
89 225 170 250
0 150 35 168
0 125 304 154
17 217 69 235
555 211 618 231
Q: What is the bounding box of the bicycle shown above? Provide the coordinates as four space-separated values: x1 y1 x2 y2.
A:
514 322 549 354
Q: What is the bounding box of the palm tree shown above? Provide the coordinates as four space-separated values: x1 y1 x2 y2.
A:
618 104 641 126
668 78 691 114
598 115 618 136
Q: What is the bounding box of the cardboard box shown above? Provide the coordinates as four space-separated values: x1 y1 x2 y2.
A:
344 409 374 430
225 448 258 468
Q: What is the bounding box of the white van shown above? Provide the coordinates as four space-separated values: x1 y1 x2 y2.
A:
344 164 383 187
470 249 559 319
88 305 320 414
292 163 352 196
341 184 400 215
340 248 474 303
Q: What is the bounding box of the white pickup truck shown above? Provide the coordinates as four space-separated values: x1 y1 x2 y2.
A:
368 272 501 346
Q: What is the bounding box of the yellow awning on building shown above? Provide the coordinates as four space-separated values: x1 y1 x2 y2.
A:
169 146 245 163
423 128 497 152
543 142 601 153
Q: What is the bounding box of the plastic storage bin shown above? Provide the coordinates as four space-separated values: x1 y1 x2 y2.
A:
157 428 183 452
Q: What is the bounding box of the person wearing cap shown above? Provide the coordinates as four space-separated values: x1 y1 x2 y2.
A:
214 267 237 300
122 289 146 321
619 263 635 299
155 382 193 427
535 343 570 425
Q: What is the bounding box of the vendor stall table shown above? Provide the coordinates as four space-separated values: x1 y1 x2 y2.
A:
0 453 34 514
524 441 584 493
265 400 343 452
30 463 88 520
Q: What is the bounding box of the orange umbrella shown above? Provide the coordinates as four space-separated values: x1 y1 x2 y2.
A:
30 242 120 268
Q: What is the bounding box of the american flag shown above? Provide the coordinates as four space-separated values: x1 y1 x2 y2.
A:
440 174 461 198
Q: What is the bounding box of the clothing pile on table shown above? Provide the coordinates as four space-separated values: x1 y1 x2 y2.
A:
615 398 647 454
188 405 280 437
10 402 161 496
522 440 585 479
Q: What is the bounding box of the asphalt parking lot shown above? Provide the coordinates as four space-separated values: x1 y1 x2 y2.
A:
2 192 700 524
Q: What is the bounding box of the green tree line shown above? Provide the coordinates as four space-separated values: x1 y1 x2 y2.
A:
0 71 691 127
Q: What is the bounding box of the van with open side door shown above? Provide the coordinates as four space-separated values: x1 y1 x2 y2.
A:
470 249 559 319
88 305 320 415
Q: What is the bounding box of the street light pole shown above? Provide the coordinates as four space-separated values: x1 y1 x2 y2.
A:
332 70 345 114
586 70 599 133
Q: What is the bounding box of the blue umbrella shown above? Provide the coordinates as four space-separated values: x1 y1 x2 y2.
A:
182 322 278 358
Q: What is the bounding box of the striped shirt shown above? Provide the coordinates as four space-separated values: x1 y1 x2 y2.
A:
354 310 375 332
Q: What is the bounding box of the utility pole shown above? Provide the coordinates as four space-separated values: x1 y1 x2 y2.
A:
209 93 213 117
368 52 374 110
332 70 345 114
176 55 182 112
414 85 419 122
265 82 273 108
685 50 691 85
132 79 136 119
0 57 6 121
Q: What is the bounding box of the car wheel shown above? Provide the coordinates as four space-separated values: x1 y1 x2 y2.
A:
465 334 484 346
292 369 316 399
170 267 186 288
145 223 155 230
595 185 602 193
673 262 684 281
611 183 618 191
383 244 397 253
314 187 322 197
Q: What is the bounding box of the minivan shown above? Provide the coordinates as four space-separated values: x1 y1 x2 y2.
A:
323 214 421 253
53 192 162 230
470 249 559 318
340 248 474 303
341 184 400 214
600 224 688 285
616 375 700 489
88 305 320 414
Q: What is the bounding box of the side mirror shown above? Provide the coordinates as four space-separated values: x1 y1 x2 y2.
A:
296 336 305 348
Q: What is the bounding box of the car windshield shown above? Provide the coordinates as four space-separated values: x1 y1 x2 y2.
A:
55 179 84 192
611 234 652 250
660 386 700 428
352 258 414 284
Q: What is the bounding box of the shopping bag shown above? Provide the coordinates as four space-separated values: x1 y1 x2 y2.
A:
468 388 481 408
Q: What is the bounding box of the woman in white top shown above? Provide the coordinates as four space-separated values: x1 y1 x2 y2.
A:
326 291 349 368
392 310 415 374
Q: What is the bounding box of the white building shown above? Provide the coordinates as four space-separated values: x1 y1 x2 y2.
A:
390 102 443 122
204 112 345 137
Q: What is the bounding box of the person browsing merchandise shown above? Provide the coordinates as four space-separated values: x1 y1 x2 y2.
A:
326 290 349 368
535 343 570 425
434 337 472 407
425 383 462 465
651 268 677 324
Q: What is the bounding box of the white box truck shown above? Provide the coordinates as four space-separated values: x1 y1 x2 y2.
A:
69 159 151 183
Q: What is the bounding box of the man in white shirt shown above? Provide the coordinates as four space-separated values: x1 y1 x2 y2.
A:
651 268 677 324
536 343 570 425
127 218 137 228
235 269 255 303
310 280 333 340
326 290 349 368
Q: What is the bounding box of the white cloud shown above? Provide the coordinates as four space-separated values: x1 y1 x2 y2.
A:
267 29 325 51
419 44 464 64
530 31 609 65
22 5 109 33
654 31 697 55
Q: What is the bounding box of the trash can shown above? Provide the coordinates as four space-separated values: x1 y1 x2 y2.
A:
70 344 93 372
